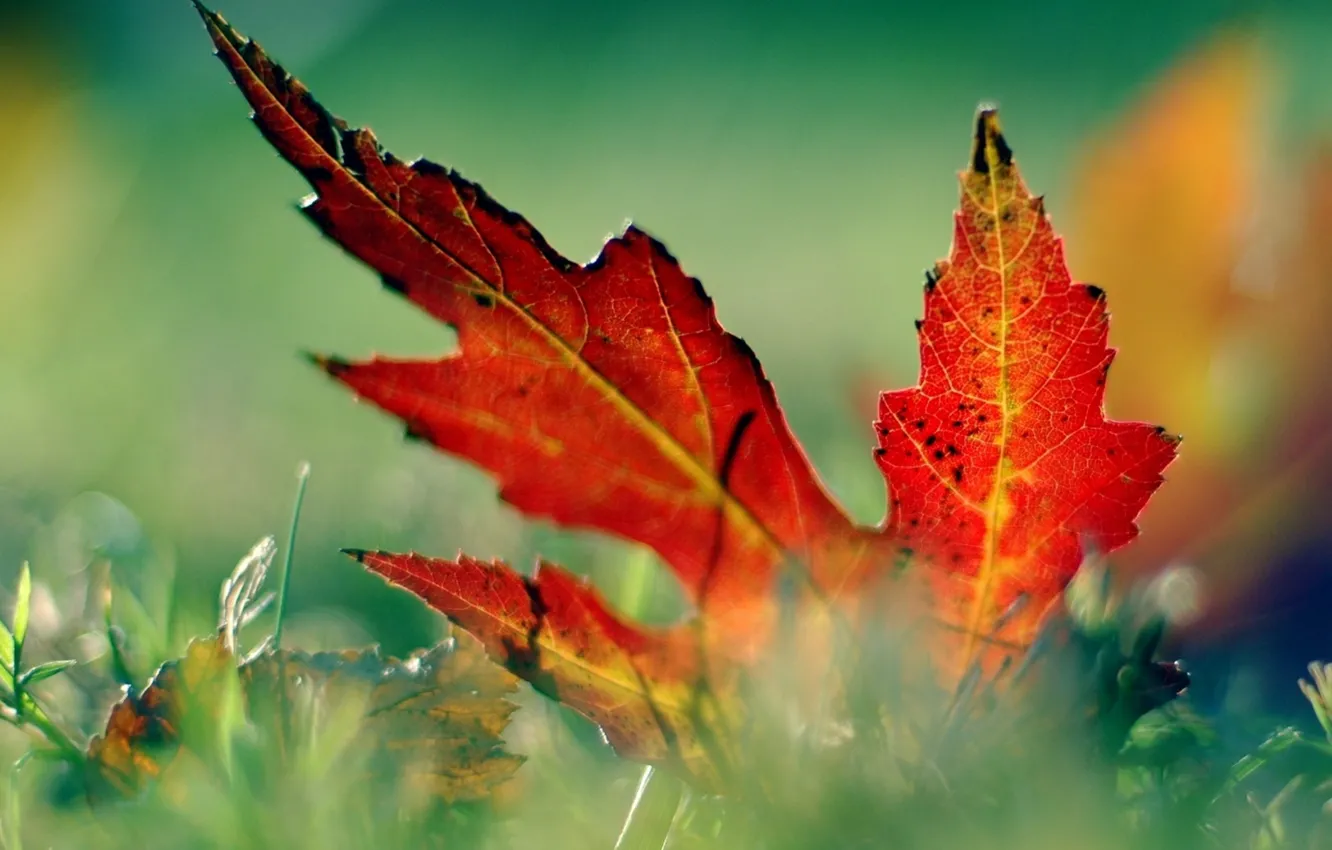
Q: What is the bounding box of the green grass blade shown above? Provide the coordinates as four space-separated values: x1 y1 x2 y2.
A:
273 462 311 652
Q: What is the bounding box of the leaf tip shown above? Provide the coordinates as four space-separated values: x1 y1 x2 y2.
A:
300 350 351 377
191 0 230 41
339 548 370 563
971 107 1013 175
14 562 32 648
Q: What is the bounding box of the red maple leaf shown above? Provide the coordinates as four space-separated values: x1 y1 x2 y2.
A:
196 4 1177 787
876 114 1180 668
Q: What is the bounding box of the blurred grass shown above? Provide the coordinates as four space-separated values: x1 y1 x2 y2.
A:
4 537 1332 848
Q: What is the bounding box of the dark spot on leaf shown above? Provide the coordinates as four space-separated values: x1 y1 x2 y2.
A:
1086 285 1105 300
718 411 757 490
952 466 964 484
501 579 561 701
925 435 937 447
471 291 495 308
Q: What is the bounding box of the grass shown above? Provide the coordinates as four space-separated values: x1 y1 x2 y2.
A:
0 476 1330 849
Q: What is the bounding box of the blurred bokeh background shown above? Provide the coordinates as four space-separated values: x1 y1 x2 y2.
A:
1 0 1331 729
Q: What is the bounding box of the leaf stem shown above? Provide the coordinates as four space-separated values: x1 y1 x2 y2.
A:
0 697 81 764
10 565 30 723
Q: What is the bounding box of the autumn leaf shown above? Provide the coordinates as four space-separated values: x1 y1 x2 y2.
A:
195 4 1175 787
340 551 733 782
875 112 1179 669
193 0 891 785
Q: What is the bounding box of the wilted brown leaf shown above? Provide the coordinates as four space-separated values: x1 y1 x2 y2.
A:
85 637 236 801
242 637 526 805
86 634 524 806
